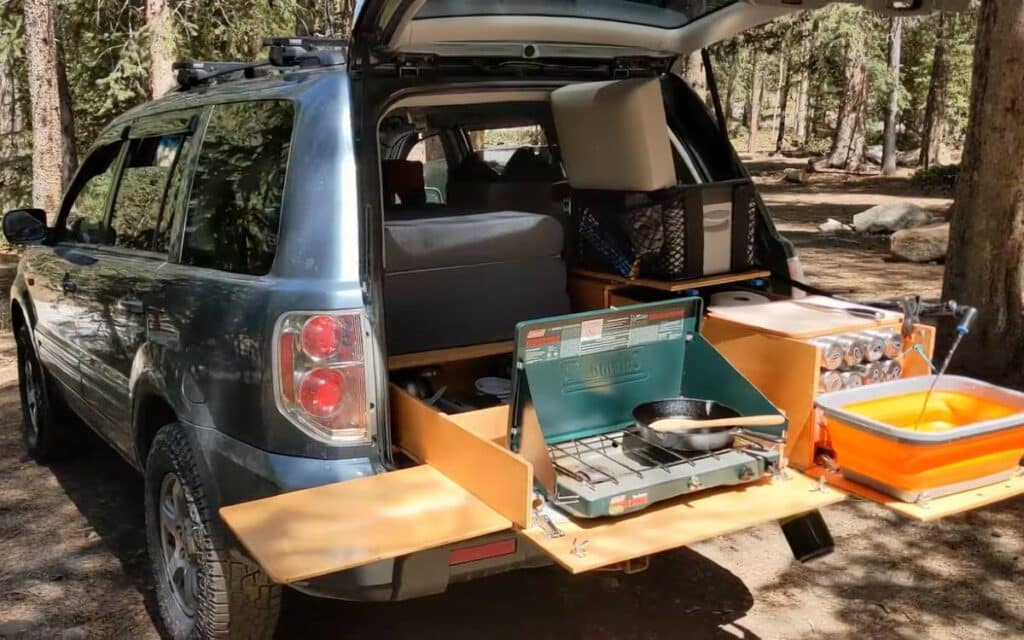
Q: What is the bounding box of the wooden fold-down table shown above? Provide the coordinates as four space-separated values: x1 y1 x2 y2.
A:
220 465 513 584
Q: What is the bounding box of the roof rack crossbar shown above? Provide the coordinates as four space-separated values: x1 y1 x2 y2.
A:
171 36 350 92
172 61 270 90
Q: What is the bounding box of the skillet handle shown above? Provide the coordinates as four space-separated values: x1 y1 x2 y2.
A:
736 414 787 427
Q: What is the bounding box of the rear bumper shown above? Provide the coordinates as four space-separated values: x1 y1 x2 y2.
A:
186 424 549 601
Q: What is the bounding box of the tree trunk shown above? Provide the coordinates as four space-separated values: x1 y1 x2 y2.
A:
799 18 819 147
882 17 903 176
0 50 24 198
23 0 77 221
919 14 950 169
146 0 176 99
941 0 1024 386
773 51 791 156
826 55 867 171
770 52 785 144
723 62 738 130
679 50 708 102
794 55 810 145
746 49 763 154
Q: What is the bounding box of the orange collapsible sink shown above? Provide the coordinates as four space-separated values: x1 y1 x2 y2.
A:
816 376 1024 503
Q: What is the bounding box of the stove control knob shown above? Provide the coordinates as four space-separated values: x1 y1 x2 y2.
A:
739 466 756 481
688 477 702 491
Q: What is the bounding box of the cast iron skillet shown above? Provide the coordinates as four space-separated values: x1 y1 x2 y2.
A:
633 397 786 451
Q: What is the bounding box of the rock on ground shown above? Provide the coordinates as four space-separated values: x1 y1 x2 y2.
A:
783 168 809 184
890 223 950 262
852 202 934 234
818 218 853 233
864 145 921 167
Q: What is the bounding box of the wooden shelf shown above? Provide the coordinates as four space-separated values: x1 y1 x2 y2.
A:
571 268 772 294
806 467 1024 522
388 340 514 370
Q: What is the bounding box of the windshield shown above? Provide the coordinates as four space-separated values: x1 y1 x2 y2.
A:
413 0 737 29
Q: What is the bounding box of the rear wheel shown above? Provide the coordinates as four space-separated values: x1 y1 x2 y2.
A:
15 323 73 461
145 423 281 639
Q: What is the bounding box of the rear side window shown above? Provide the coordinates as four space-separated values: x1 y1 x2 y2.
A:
181 100 294 275
466 125 550 176
108 135 185 252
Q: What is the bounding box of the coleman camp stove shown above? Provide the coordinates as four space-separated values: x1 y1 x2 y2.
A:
508 298 788 519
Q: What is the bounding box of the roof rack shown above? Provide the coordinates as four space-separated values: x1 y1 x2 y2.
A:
263 37 348 68
172 61 271 91
173 36 349 91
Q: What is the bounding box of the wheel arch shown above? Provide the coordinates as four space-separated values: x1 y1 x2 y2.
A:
133 381 179 469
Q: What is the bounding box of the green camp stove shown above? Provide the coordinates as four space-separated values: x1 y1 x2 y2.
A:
508 298 788 519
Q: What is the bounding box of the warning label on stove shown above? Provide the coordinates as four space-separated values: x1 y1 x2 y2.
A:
523 308 686 365
608 492 650 515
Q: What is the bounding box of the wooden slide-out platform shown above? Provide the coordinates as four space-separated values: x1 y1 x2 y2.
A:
221 389 850 583
523 472 844 574
219 465 512 584
806 467 1024 522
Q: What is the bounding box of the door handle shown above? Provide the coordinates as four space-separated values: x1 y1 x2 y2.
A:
118 295 145 315
61 273 77 294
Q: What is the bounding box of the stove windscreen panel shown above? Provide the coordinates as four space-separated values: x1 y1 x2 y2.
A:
681 334 788 439
510 298 700 446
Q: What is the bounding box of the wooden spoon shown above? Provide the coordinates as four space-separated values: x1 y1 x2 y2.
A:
646 414 786 433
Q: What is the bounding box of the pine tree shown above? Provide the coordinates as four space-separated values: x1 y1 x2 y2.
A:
919 14 950 169
942 0 1024 385
881 16 902 175
22 0 76 220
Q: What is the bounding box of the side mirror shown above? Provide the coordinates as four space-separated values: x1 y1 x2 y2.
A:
3 208 48 244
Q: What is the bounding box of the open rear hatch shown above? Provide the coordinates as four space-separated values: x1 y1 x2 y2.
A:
222 299 845 584
350 0 969 64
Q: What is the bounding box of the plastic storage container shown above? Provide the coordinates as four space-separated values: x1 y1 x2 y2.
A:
816 375 1024 502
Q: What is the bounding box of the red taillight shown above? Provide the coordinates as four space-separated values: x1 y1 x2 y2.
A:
301 315 342 359
275 310 370 444
299 368 345 418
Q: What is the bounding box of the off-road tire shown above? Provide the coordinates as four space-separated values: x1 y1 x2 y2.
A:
145 423 282 640
15 323 75 461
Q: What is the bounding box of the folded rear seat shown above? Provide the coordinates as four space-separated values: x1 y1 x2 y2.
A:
384 211 569 355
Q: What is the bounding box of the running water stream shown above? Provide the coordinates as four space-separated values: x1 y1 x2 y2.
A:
913 307 977 431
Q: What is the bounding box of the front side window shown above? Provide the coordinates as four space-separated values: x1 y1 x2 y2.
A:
62 143 122 244
181 100 295 275
108 135 185 252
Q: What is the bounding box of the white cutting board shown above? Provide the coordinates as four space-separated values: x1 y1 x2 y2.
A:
707 295 903 338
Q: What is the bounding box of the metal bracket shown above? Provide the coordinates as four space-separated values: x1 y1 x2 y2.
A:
915 491 932 509
532 507 566 539
571 538 589 558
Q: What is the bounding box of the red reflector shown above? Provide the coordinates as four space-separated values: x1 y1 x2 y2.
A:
448 538 517 566
279 332 295 401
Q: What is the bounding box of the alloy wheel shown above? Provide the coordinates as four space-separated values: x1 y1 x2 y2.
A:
159 473 200 618
22 355 40 446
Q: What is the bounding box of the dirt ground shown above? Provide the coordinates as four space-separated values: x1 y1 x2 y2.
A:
2 156 1023 640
